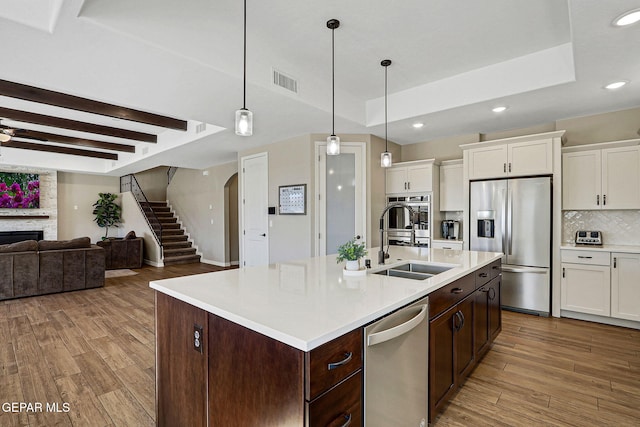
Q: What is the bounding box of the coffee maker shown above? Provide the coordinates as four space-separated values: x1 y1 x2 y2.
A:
441 220 460 240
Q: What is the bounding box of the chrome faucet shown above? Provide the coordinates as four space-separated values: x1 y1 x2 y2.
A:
378 202 417 264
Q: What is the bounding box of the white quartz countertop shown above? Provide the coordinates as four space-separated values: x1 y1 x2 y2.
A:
561 244 640 254
150 247 502 351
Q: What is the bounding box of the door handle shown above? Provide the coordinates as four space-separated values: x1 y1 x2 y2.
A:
367 304 427 346
501 266 548 274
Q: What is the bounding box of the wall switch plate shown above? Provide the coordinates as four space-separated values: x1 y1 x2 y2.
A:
193 324 203 353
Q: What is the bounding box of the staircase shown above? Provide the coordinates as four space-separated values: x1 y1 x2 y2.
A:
144 201 201 266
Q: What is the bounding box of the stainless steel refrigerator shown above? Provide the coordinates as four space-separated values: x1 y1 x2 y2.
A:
470 177 551 316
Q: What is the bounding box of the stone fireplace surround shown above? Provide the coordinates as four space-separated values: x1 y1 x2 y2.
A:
0 166 57 240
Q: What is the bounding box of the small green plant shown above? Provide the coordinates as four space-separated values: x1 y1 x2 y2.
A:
93 192 122 239
336 238 367 263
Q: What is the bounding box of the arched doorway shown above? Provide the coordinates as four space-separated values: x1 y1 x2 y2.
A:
224 173 239 265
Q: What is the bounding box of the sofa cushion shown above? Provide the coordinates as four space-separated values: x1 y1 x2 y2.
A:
38 237 91 251
0 240 38 253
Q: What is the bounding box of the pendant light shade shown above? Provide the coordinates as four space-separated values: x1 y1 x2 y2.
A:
380 59 392 168
235 0 252 136
326 19 340 155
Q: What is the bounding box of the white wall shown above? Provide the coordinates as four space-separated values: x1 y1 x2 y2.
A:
120 192 163 266
167 162 238 266
57 172 120 241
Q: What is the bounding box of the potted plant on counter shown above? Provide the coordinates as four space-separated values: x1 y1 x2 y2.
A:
336 238 367 271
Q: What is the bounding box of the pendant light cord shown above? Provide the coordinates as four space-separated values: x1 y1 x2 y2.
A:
384 64 388 151
243 0 247 110
331 25 335 136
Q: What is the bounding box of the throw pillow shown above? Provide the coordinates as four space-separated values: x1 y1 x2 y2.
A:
0 240 38 253
124 230 137 240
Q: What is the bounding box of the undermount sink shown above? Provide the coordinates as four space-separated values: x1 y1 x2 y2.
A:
372 262 456 281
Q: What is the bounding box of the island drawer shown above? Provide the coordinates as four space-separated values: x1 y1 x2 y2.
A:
475 259 502 288
305 328 362 401
306 371 362 427
429 273 475 319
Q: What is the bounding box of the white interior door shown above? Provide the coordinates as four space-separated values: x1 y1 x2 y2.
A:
241 153 269 267
316 142 366 256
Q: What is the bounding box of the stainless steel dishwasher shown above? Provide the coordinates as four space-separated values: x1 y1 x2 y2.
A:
364 296 428 427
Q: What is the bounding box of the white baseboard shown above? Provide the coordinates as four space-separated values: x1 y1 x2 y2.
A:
561 310 640 330
144 259 165 267
200 258 239 268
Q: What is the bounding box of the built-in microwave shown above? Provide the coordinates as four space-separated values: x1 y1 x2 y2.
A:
386 195 430 246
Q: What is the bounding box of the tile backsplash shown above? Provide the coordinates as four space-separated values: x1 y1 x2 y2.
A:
563 210 640 245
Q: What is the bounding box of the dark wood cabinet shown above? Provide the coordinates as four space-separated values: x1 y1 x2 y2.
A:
155 293 208 427
155 292 363 427
428 261 502 422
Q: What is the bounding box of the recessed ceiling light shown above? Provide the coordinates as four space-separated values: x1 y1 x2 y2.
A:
492 106 507 113
613 9 640 26
412 123 424 129
605 81 628 90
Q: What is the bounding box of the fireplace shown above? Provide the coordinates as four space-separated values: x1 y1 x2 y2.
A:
0 230 44 245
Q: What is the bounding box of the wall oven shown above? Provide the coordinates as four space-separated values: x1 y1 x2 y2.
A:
386 195 430 247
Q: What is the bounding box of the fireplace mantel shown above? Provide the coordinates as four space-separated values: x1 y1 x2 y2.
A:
0 215 50 219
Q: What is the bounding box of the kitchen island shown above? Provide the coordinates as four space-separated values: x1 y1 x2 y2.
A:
151 246 502 426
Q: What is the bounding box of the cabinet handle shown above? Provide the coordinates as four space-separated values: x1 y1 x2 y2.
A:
451 287 464 294
603 194 606 205
408 182 411 190
442 247 452 250
458 310 465 329
488 287 496 300
327 352 353 371
453 312 462 331
503 163 506 173
562 267 565 278
508 163 512 173
404 182 407 190
478 272 488 278
329 413 352 427
613 257 617 268
597 195 600 205
577 256 592 259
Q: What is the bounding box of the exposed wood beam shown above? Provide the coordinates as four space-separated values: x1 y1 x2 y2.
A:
1 140 118 160
0 106 157 142
0 80 188 131
11 129 136 153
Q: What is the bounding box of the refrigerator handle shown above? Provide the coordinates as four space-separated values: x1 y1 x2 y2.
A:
508 187 513 255
502 188 508 255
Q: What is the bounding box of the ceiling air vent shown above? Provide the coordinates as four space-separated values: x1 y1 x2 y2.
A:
272 69 298 94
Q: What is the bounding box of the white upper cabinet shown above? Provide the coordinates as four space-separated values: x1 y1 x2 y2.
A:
386 160 436 194
439 160 463 211
563 143 640 210
466 137 553 180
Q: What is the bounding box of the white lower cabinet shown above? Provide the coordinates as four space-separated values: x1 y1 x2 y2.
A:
561 249 640 324
611 252 640 321
561 261 611 316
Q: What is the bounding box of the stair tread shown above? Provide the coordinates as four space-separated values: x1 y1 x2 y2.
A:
162 241 191 248
163 254 201 266
163 248 196 255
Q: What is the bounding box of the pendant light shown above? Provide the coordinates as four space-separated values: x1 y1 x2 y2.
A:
326 19 340 155
380 59 392 167
235 0 252 136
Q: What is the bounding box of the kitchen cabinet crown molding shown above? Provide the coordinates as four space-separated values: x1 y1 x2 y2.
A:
388 158 439 167
459 130 566 150
561 138 640 153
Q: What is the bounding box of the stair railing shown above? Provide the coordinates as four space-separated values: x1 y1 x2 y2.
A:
120 174 163 246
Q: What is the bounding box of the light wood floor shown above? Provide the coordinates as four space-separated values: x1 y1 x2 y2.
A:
1 265 639 426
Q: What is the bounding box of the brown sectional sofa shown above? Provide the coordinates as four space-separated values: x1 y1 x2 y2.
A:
0 237 105 301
